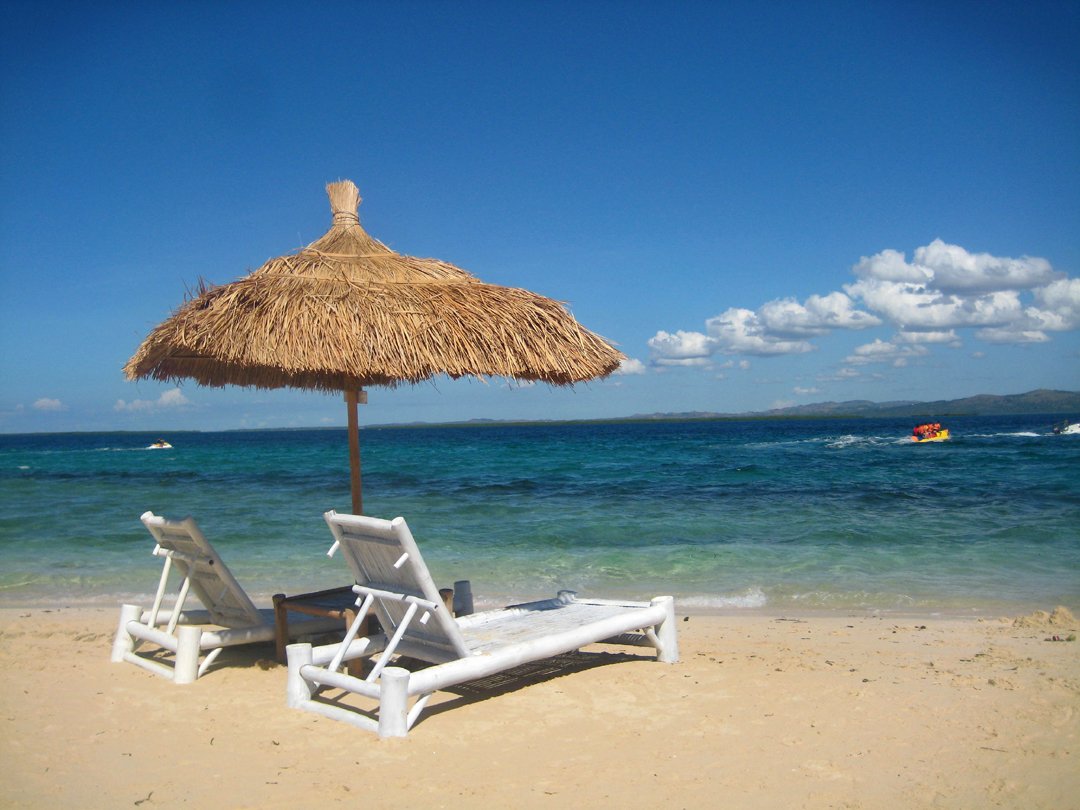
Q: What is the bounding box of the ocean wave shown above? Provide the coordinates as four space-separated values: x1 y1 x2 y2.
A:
678 587 768 609
788 590 919 608
964 431 1043 438
824 434 910 449
824 434 865 449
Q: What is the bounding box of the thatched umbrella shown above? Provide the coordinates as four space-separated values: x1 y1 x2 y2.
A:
125 180 624 514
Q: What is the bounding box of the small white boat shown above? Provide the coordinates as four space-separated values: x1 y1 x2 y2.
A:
147 440 173 449
1053 421 1079 435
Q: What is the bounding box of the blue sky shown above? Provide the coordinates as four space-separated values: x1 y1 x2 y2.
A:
2 1 1078 433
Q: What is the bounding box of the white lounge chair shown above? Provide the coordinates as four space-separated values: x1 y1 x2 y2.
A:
286 511 679 738
111 511 346 684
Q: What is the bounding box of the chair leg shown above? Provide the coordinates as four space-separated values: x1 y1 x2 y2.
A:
286 643 315 708
652 595 679 664
174 625 202 684
111 603 141 663
378 667 411 738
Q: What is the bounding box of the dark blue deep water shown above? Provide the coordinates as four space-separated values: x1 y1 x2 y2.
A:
2 415 1077 615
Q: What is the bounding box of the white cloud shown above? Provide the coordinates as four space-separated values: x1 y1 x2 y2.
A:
654 356 714 368
896 329 959 344
158 388 189 407
115 388 191 413
647 240 1075 373
843 277 1024 331
817 367 861 382
705 308 815 356
1029 277 1080 330
759 292 881 337
793 386 820 396
615 358 647 375
845 240 1067 338
647 330 712 360
973 327 1049 344
647 306 825 366
33 398 65 411
114 399 141 412
649 290 878 367
853 239 1057 294
844 339 929 368
852 248 929 283
914 239 1057 294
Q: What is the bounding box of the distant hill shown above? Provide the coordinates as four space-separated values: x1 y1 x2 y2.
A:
631 389 1080 421
841 389 1080 418
369 389 1080 430
766 389 1080 418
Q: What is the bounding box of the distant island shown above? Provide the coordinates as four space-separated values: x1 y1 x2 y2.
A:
371 388 1080 429
629 388 1080 422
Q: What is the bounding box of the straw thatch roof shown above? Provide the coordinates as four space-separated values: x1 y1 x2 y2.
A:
124 180 624 392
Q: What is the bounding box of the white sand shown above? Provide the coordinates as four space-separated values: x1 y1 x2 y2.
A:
1 606 1077 809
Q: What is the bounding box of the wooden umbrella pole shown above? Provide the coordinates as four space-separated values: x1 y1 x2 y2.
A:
345 388 366 515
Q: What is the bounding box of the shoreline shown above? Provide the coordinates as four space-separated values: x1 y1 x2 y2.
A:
4 596 1075 626
2 605 1077 808
2 590 1076 622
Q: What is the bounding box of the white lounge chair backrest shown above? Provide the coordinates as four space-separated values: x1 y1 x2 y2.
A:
141 511 262 628
324 511 470 661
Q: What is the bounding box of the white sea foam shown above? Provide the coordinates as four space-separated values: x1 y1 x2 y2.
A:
825 434 862 449
824 434 904 449
959 431 1043 438
790 590 918 608
678 587 768 610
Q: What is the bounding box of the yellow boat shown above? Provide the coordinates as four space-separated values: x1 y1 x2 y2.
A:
911 425 949 443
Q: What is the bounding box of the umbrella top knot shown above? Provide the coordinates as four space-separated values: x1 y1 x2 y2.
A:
327 179 361 226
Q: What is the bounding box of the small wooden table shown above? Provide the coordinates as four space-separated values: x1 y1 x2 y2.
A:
272 582 470 664
272 585 360 664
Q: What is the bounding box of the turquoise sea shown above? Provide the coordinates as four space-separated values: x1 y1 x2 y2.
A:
1 415 1078 615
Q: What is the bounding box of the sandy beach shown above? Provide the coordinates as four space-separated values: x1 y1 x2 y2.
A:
1 605 1077 809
